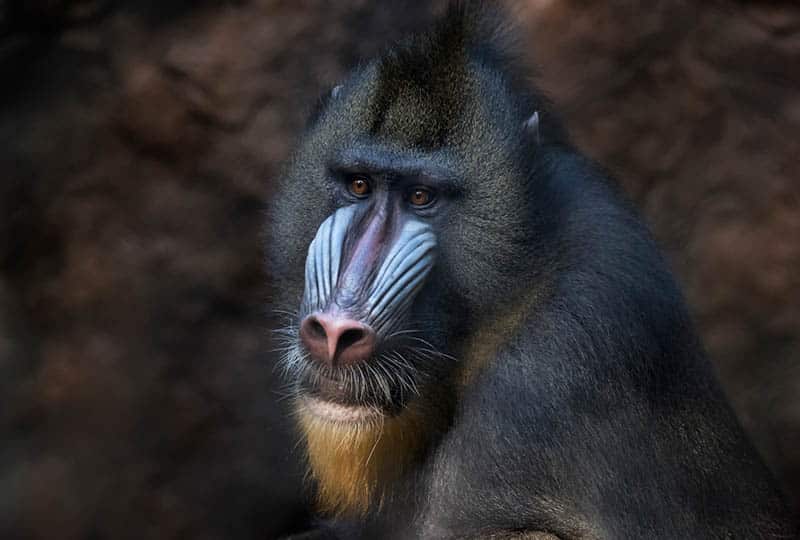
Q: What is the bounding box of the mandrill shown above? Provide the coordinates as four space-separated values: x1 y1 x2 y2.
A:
267 3 799 539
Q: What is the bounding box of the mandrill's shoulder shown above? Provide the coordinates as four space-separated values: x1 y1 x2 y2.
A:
417 281 794 539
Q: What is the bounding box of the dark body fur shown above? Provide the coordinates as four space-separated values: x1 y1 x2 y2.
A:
268 4 798 539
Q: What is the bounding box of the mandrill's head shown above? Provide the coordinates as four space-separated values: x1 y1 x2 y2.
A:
267 3 562 517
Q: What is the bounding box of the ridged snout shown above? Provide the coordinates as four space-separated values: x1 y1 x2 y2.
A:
300 204 436 365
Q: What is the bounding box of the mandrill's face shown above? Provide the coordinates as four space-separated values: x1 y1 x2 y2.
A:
269 58 537 429
267 129 486 515
277 158 457 424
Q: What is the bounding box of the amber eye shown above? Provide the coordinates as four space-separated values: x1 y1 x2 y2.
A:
348 175 371 197
408 187 434 207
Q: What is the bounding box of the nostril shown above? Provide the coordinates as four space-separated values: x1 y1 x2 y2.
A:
338 328 365 350
299 315 332 365
334 324 376 365
307 317 327 339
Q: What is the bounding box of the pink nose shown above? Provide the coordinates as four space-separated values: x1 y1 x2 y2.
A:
299 312 376 366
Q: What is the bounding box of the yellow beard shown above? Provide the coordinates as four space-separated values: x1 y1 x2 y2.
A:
296 400 428 517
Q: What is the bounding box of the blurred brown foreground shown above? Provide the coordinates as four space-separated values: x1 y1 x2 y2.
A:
1 1 798 538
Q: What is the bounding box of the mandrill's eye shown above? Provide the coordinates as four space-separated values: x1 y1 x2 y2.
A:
347 175 372 198
407 186 435 208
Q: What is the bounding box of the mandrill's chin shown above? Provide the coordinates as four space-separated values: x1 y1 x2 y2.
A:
294 391 431 518
297 395 385 425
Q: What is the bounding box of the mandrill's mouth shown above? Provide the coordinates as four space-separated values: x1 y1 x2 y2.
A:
298 364 370 406
289 337 423 417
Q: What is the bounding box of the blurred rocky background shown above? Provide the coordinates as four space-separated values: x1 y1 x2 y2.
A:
0 1 797 538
